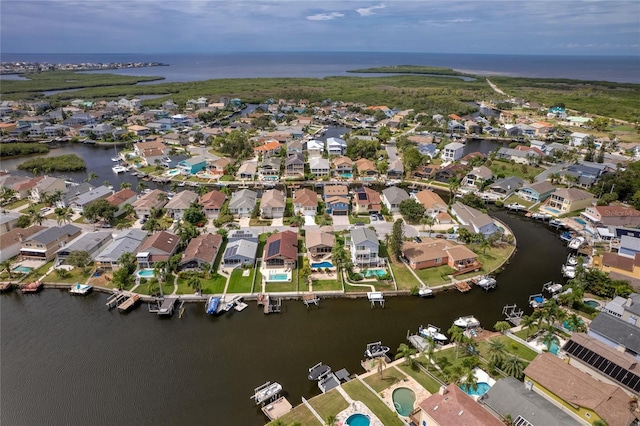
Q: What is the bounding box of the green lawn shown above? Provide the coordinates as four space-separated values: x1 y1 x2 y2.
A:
454 243 515 281
43 267 91 284
349 215 371 224
503 194 535 208
312 279 343 291
227 268 256 293
308 389 349 422
414 265 456 286
364 367 406 392
27 260 54 279
513 325 540 341
396 363 443 394
488 159 543 182
268 403 322 426
219 175 233 181
342 380 403 426
176 273 227 294
3 198 29 209
379 244 421 289
477 336 538 362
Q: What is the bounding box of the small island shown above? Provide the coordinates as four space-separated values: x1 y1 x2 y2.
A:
17 154 86 173
347 65 473 77
1 61 169 75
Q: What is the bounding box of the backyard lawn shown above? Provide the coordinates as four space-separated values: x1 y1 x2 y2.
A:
455 243 515 281
379 244 421 289
396 364 443 394
488 159 543 182
268 403 322 426
342 380 403 426
42 266 91 284
364 367 406 392
175 273 227 294
478 336 539 362
312 279 343 292
227 267 257 293
308 389 349 422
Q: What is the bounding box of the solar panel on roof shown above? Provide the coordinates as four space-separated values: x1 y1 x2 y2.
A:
267 240 281 257
357 192 367 200
224 246 238 257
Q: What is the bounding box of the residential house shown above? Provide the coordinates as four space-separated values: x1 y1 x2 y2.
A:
381 186 409 212
199 190 226 218
353 187 382 214
0 225 46 262
412 164 439 179
286 140 304 157
387 159 404 179
462 166 493 188
29 176 66 203
309 157 330 177
164 190 198 220
413 190 448 219
354 158 377 177
326 196 350 216
497 147 539 165
68 185 113 214
306 139 324 157
127 124 150 137
417 143 439 159
459 152 486 166
582 205 640 228
447 120 465 133
228 229 258 243
209 157 232 175
20 224 82 261
55 183 92 209
94 229 148 270
293 188 318 215
0 211 21 235
517 181 556 203
487 177 524 199
131 189 168 218
545 188 596 215
410 383 503 426
237 162 257 180
263 231 298 269
222 239 258 268
228 189 257 217
106 188 138 217
348 227 380 267
481 377 581 426
589 311 640 361
179 233 223 271
332 156 353 177
177 156 207 175
326 137 346 156
306 229 335 257
260 157 282 180
323 185 349 200
133 140 167 166
402 239 480 272
260 189 286 219
285 153 305 178
570 132 593 147
441 142 465 162
136 231 181 269
435 163 469 183
55 231 113 264
451 201 500 237
523 353 633 426
9 176 43 199
254 141 281 158
465 120 482 134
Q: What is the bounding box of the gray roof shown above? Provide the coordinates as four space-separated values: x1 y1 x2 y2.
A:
624 293 640 316
164 190 198 210
72 185 112 206
56 231 113 256
0 211 21 226
382 186 409 204
223 239 258 261
180 156 206 166
444 142 465 150
620 235 640 253
452 202 494 229
62 183 93 205
94 229 147 263
589 313 640 354
522 180 556 195
228 229 258 242
30 224 81 245
350 227 378 246
489 176 524 191
480 377 580 426
229 189 257 210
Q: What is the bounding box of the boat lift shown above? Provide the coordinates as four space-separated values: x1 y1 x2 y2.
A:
251 381 282 406
502 304 524 326
367 291 385 308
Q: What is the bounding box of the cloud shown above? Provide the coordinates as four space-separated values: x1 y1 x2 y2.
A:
356 4 385 17
420 18 473 26
306 12 345 21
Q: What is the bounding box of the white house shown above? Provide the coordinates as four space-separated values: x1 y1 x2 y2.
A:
326 137 347 156
441 142 465 162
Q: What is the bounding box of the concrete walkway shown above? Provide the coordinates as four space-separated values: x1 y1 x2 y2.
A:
171 274 179 295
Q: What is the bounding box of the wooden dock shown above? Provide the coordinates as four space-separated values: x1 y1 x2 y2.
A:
117 294 140 312
20 281 43 293
0 282 13 293
261 396 292 421
454 281 472 293
502 304 524 326
157 298 177 316
106 291 127 309
302 293 319 307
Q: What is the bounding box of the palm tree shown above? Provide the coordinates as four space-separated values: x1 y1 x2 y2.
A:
592 420 609 426
0 259 14 279
85 172 98 183
29 208 45 226
502 413 514 426
372 357 387 379
395 343 417 367
520 315 536 339
421 216 435 235
502 355 524 379
187 276 203 294
460 367 478 393
326 415 337 426
122 203 135 219
423 337 436 371
487 339 507 366
565 313 586 332
447 325 465 359
541 327 560 352
54 207 72 226
120 182 132 190
137 181 148 192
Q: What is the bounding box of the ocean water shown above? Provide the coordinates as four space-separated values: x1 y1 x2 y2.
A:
1 52 638 83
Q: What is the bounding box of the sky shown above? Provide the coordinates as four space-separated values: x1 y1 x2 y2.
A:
1 0 639 56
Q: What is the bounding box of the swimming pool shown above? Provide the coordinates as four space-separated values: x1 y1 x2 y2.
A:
312 261 334 268
549 341 560 354
12 265 32 274
361 177 376 181
584 300 601 309
268 273 289 281
164 168 181 176
574 218 587 225
392 387 416 416
340 173 353 179
363 269 387 278
460 381 491 396
546 207 561 214
137 269 155 278
346 413 370 426
563 319 585 331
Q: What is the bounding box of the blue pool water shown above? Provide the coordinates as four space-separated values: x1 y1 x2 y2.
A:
584 300 601 309
460 382 491 396
346 413 370 426
312 262 334 268
165 168 180 176
340 173 353 178
549 341 560 354
563 319 585 331
137 269 155 278
362 177 376 181
574 218 587 225
12 266 32 273
546 207 561 214
269 273 289 281
392 387 416 416
363 269 387 278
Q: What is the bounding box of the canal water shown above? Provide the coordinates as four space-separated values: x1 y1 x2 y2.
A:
0 210 568 426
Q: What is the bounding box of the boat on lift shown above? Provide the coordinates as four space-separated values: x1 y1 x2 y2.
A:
364 341 390 358
453 315 481 328
418 324 448 342
568 236 585 250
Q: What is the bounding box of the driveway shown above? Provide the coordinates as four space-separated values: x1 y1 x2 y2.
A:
238 217 250 227
272 217 284 227
304 215 315 226
331 215 350 228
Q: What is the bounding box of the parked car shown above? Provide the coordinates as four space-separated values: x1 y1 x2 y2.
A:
140 217 148 225
377 214 384 221
354 222 365 227
435 234 445 239
414 236 422 243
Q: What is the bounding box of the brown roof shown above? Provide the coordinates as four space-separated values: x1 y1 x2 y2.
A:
552 187 594 202
524 352 633 426
293 188 318 208
446 245 478 262
332 156 353 167
324 185 348 197
107 188 137 206
593 205 640 218
355 158 376 172
326 195 349 205
263 230 298 261
0 225 46 250
131 189 168 210
138 231 180 256
414 190 447 210
12 176 44 191
602 252 636 272
180 233 222 265
199 190 226 210
417 384 503 426
305 229 335 250
261 189 286 208
402 240 450 263
569 333 639 372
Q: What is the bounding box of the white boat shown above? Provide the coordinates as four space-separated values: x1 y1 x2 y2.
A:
566 254 578 266
419 325 448 342
549 219 565 228
474 275 497 290
453 315 481 328
568 236 585 250
364 341 390 358
562 264 576 278
112 165 127 174
543 281 563 295
506 203 526 211
529 293 546 308
69 283 92 295
111 145 120 162
251 381 282 405
531 212 551 220
418 285 434 297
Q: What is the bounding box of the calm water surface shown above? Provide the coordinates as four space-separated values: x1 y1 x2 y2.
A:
1 211 567 426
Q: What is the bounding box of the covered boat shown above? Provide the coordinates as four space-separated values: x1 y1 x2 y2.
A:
419 325 448 342
364 341 390 358
206 296 220 315
453 315 480 328
69 283 92 295
308 362 331 381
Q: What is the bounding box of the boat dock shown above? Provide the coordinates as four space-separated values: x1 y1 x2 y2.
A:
502 304 524 326
158 298 178 316
367 291 385 308
261 396 292 421
454 281 472 293
257 293 269 308
0 282 13 293
106 291 127 309
407 332 430 352
264 297 282 314
234 297 248 311
21 281 43 293
302 293 319 307
117 294 140 312
251 381 282 406
529 293 546 309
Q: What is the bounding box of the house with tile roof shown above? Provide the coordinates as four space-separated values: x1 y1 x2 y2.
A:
305 229 335 257
293 188 318 215
106 188 138 216
199 190 227 218
263 231 298 269
179 233 222 271
402 239 480 272
260 189 286 219
323 185 349 200
136 231 180 268
164 190 198 220
254 140 281 158
332 156 353 176
354 158 377 177
133 139 167 165
131 189 168 218
0 225 46 262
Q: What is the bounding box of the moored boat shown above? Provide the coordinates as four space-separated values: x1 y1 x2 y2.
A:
364 341 390 358
418 324 448 342
529 293 546 308
474 275 497 290
251 381 282 405
308 362 331 381
206 296 220 315
453 315 480 328
543 281 563 295
112 165 127 174
568 236 585 250
69 283 92 295
418 285 433 297
562 264 576 278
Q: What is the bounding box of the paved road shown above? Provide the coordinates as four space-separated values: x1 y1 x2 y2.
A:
535 163 566 182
